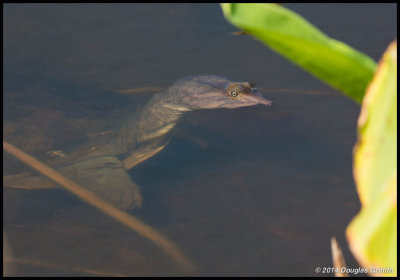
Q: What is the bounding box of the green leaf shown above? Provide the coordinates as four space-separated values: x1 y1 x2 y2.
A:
353 41 397 207
220 3 376 103
347 182 396 276
347 40 397 276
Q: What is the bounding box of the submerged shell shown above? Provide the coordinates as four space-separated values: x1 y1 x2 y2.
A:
3 75 154 174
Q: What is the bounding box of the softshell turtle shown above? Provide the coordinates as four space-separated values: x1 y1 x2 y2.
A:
4 75 272 210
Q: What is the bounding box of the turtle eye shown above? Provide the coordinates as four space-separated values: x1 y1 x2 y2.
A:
251 87 258 93
230 91 239 98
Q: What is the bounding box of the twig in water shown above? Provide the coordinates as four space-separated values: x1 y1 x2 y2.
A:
331 237 348 277
3 140 197 274
117 87 164 95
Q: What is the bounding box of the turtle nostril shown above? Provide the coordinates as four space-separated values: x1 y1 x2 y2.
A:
264 99 273 106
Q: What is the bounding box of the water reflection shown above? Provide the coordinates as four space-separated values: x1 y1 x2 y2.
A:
3 3 396 276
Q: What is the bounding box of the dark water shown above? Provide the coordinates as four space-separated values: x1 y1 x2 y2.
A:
3 3 397 276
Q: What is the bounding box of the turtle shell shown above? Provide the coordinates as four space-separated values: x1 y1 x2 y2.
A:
4 75 154 175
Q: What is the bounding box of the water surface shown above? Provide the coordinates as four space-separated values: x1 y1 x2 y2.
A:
3 3 397 276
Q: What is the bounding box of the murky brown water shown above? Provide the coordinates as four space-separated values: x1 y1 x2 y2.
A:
3 3 397 276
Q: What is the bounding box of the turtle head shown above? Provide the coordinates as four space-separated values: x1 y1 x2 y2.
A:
174 77 273 110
